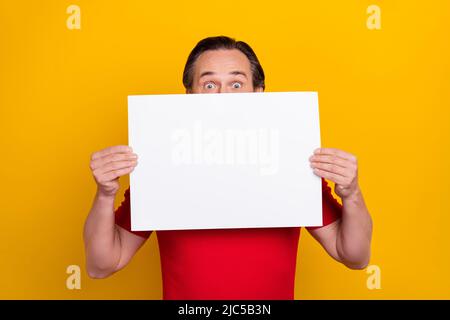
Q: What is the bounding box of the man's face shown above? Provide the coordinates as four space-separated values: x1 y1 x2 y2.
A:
187 49 264 94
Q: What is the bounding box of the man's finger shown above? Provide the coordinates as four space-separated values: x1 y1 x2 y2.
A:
312 168 346 185
313 148 356 162
91 145 133 160
102 166 135 182
96 160 138 175
309 154 350 169
90 152 137 170
310 161 348 177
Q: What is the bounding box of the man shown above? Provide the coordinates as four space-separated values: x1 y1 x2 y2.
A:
83 36 373 299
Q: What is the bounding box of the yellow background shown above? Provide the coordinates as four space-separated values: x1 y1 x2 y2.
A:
1 0 449 299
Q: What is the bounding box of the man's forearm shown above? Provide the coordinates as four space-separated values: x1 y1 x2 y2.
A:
83 190 121 278
337 186 373 269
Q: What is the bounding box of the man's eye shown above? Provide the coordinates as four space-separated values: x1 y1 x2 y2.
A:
232 82 242 89
204 82 216 89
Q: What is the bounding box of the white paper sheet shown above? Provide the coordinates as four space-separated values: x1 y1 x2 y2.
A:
128 91 322 231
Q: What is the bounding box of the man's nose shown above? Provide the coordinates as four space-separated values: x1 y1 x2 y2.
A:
219 86 231 94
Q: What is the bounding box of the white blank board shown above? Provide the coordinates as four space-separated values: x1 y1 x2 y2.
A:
128 91 322 231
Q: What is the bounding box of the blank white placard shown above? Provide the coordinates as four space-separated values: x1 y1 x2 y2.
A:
128 91 322 231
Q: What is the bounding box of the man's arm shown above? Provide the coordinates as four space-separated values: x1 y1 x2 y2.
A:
308 148 373 269
83 145 146 278
83 192 147 278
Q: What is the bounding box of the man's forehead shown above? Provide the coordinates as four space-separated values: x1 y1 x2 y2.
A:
194 49 251 75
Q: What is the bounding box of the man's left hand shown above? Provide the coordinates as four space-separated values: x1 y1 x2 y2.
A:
309 148 359 199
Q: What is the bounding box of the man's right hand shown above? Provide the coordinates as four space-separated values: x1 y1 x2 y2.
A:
89 145 138 197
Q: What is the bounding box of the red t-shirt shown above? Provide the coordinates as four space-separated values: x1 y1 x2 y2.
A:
115 178 342 300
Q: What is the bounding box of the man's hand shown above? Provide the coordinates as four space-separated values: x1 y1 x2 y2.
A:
309 147 359 199
90 145 138 197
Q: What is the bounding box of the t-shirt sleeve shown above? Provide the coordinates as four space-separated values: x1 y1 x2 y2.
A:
306 178 343 231
115 187 152 239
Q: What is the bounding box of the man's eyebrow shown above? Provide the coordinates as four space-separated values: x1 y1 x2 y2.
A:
199 71 215 78
199 70 248 79
229 70 248 78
